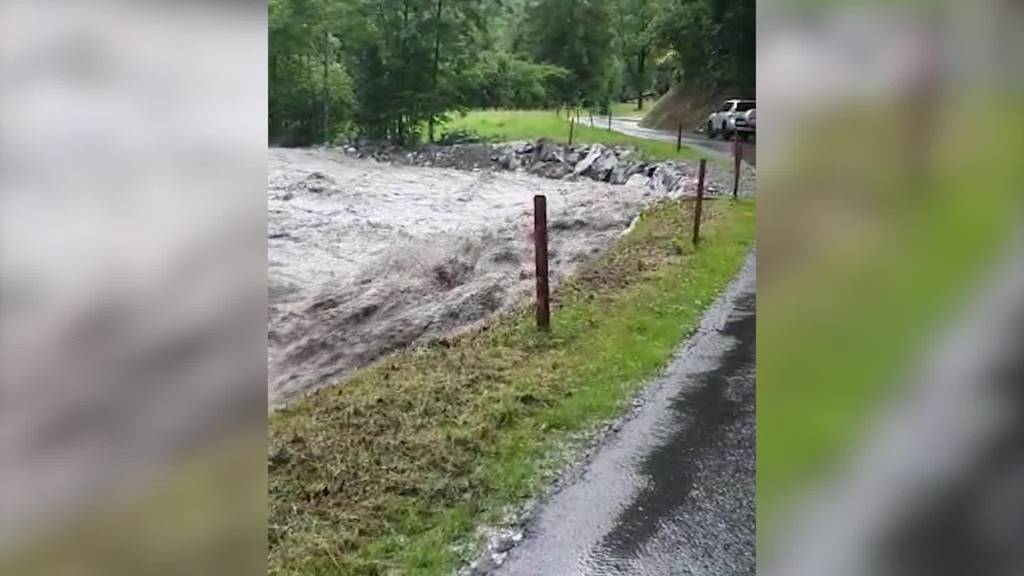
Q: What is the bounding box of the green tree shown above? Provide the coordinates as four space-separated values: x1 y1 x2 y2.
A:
269 0 355 145
267 0 753 147
652 0 755 95
522 0 617 107
425 0 489 142
464 50 569 108
613 0 658 110
340 0 486 144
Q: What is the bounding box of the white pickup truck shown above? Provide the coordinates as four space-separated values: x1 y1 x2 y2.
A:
706 99 755 140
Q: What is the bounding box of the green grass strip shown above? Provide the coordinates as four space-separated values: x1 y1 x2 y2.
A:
439 109 706 163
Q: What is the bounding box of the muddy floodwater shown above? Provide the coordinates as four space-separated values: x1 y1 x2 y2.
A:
268 147 691 406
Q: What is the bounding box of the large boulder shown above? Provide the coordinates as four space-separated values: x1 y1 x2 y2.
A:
572 144 605 177
650 165 681 194
535 162 573 179
592 149 619 181
625 173 649 187
609 162 631 185
627 162 648 178
498 146 518 170
515 141 536 155
535 139 565 163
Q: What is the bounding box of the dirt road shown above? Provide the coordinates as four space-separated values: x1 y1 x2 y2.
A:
482 254 756 576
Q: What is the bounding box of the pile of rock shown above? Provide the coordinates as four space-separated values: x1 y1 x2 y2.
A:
340 141 497 170
494 139 657 185
335 138 728 197
492 139 719 197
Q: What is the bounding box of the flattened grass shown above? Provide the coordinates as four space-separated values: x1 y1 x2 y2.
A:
269 198 755 575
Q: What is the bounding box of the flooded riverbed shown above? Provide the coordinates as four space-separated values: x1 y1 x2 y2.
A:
268 147 688 406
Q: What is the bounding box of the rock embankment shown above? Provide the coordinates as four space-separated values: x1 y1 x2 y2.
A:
335 139 755 198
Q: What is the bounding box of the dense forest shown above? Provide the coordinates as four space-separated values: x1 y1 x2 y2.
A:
269 0 754 145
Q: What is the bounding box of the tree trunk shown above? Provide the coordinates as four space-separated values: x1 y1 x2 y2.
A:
322 33 330 143
636 48 647 111
397 1 409 145
428 0 443 143
304 52 314 144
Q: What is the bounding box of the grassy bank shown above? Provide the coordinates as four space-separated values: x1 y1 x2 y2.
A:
438 109 704 162
269 197 755 575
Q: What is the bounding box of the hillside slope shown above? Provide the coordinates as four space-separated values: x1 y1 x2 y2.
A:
640 84 733 132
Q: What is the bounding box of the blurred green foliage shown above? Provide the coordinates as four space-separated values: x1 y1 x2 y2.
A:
758 95 1024 542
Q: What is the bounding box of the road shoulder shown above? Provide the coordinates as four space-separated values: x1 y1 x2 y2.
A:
476 253 756 576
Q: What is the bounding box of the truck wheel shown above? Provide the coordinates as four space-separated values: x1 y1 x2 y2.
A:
707 121 716 139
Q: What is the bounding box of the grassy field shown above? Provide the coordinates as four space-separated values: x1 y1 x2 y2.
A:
438 109 704 163
269 197 756 575
608 100 645 118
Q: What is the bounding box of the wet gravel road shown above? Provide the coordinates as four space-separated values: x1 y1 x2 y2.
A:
489 255 756 576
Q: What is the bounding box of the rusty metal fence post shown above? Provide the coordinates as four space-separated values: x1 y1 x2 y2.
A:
534 195 550 330
732 132 741 199
693 158 706 246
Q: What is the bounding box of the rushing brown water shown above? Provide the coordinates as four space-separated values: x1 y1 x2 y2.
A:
267 148 705 406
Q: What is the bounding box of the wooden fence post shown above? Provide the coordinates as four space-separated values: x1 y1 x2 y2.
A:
732 132 741 199
693 159 706 246
534 195 550 330
568 117 575 145
676 120 683 152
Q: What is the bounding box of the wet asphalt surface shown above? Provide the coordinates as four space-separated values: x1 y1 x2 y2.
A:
604 117 756 167
489 255 756 576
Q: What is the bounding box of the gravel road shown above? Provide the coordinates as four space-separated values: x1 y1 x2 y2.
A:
604 116 756 168
478 254 756 576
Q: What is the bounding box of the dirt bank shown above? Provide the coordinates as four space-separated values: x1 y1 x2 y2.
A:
640 84 731 132
268 148 717 406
